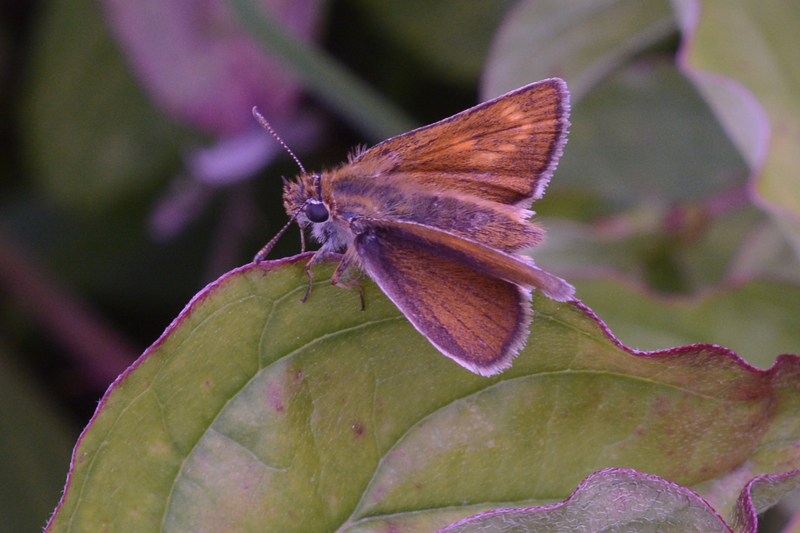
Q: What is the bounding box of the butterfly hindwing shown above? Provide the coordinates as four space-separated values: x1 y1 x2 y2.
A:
353 219 574 375
355 224 530 375
355 219 574 301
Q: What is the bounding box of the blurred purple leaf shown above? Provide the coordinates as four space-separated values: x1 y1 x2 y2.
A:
186 109 322 186
102 0 329 250
147 110 322 241
102 0 326 136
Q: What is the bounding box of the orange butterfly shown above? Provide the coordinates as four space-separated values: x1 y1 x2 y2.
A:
255 78 574 376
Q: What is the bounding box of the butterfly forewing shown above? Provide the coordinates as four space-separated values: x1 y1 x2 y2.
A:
351 78 570 207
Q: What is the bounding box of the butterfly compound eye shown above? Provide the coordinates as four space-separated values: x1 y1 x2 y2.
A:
306 201 329 223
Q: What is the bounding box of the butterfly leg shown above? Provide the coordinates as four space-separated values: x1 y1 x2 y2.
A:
301 250 347 303
301 251 326 303
331 249 366 311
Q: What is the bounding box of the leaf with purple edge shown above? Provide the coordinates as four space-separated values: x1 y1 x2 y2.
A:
436 469 733 533
436 467 800 533
45 256 800 532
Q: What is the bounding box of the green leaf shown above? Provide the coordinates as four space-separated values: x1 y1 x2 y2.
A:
46 257 800 531
21 0 191 212
672 0 800 219
482 0 676 102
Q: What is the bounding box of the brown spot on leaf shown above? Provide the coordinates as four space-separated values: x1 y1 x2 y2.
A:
352 420 365 440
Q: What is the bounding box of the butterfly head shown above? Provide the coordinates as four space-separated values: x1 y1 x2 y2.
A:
282 173 326 223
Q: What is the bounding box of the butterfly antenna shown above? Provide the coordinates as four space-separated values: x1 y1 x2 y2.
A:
252 107 307 174
253 212 299 263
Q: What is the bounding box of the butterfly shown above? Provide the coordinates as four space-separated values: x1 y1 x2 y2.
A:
254 78 574 376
